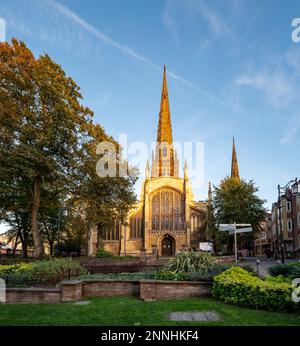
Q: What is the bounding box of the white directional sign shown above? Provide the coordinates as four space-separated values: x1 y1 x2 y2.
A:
229 227 253 235
218 224 235 232
218 223 252 263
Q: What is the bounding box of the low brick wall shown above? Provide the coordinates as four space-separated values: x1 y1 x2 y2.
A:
6 288 61 304
5 279 212 304
215 255 235 263
61 280 83 302
83 280 140 297
139 280 212 300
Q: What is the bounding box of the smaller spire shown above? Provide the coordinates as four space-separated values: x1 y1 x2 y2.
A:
184 159 188 179
145 160 150 179
231 137 240 181
208 181 212 202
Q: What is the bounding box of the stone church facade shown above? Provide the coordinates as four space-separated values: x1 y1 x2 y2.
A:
88 66 210 257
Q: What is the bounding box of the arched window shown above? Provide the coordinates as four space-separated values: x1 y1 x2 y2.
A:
151 188 184 231
190 210 203 241
130 210 142 238
102 219 120 241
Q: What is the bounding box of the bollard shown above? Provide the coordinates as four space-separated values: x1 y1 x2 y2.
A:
256 259 260 277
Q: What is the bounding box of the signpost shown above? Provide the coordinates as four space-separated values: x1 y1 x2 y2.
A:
218 223 253 262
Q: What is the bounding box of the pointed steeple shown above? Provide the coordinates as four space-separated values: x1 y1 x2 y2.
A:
145 160 150 179
156 65 173 145
151 65 178 177
208 182 212 202
231 137 240 181
184 159 188 180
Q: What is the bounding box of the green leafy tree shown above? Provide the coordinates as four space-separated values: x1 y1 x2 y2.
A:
0 39 137 257
213 177 266 252
68 122 138 253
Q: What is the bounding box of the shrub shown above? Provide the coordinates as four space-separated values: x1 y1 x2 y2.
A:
269 262 300 279
0 259 87 287
77 271 156 281
168 251 216 274
27 258 87 285
155 269 187 281
186 264 232 281
96 249 113 258
212 267 299 313
0 263 32 275
265 275 291 284
239 264 256 275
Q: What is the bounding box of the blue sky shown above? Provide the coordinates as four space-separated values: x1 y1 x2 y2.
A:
0 0 300 220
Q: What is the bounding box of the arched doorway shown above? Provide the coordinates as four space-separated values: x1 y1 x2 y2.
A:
161 234 175 257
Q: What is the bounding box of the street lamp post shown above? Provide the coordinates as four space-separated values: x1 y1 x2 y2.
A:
277 178 299 264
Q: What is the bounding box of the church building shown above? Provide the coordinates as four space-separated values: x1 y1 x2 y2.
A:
88 66 240 257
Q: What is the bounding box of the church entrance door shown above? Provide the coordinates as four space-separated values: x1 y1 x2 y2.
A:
161 234 175 257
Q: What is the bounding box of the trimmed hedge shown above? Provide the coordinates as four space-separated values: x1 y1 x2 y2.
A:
269 262 300 280
212 267 299 313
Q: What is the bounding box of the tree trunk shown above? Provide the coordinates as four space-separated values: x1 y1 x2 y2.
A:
12 232 19 256
49 239 53 257
19 230 28 258
20 236 28 258
31 175 44 258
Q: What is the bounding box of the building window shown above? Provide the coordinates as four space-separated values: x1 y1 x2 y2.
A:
102 219 120 241
163 146 168 157
190 211 203 242
287 219 293 231
130 211 142 239
286 201 292 212
151 188 184 231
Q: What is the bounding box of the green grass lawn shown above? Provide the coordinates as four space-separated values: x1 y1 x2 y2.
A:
1 297 300 326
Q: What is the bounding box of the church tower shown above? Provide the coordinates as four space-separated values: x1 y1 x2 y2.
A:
151 65 179 177
89 65 207 257
231 137 240 181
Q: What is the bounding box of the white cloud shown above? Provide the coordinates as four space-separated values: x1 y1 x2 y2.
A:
236 72 294 108
163 0 232 40
280 113 300 144
190 0 232 39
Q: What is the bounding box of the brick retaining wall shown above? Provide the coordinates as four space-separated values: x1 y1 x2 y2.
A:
139 280 212 300
82 280 140 297
5 279 212 304
6 287 61 304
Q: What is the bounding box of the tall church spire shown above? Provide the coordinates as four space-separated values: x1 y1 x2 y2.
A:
231 137 240 181
151 65 179 177
156 65 173 145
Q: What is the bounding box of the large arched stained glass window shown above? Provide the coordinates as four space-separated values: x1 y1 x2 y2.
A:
151 189 184 231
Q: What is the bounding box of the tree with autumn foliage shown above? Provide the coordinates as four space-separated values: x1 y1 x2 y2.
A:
0 39 137 257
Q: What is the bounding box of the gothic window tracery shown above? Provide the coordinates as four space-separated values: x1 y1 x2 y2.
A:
102 219 120 241
151 188 184 231
130 210 142 238
190 210 203 242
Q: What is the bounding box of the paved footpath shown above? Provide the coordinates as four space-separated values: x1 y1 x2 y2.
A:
240 257 300 277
